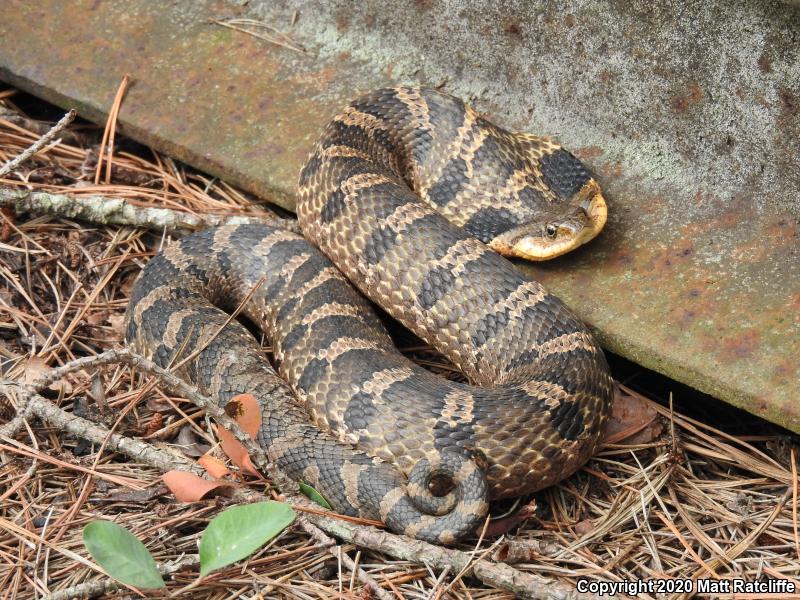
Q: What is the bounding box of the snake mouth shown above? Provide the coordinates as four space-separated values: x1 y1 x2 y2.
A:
489 181 608 261
579 184 608 241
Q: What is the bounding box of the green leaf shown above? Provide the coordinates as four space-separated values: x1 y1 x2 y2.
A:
199 501 295 576
82 521 165 589
299 482 332 509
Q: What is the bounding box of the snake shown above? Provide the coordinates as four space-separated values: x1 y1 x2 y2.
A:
125 87 614 544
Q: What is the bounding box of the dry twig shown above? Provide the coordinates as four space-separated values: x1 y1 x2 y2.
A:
0 109 76 178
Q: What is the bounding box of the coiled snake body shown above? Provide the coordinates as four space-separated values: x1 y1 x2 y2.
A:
125 87 614 544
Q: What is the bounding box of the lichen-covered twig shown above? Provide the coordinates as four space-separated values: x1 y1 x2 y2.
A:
0 187 299 233
0 110 76 178
39 556 199 600
0 379 201 476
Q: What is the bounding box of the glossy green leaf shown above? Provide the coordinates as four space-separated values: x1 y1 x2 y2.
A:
199 501 295 576
299 482 332 509
82 521 165 589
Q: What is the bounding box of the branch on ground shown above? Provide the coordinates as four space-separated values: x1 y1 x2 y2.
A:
0 187 299 233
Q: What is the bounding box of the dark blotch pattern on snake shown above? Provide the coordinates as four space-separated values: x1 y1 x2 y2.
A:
125 87 614 544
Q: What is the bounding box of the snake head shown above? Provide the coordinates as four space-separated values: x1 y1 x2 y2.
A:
488 180 608 261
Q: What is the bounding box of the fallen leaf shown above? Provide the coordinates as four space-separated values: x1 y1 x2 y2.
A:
224 393 262 438
107 314 126 337
85 310 109 326
24 356 50 384
574 518 595 536
23 355 72 394
105 486 168 503
217 427 260 477
604 386 663 445
492 538 561 563
162 471 232 502
118 273 138 298
725 492 754 516
89 374 106 405
146 397 174 413
239 454 259 477
175 424 212 457
199 453 231 479
482 501 537 538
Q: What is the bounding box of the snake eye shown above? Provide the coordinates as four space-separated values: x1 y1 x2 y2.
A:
545 224 558 238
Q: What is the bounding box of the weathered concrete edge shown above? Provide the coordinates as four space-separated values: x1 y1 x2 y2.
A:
2 68 795 433
0 68 297 211
589 324 795 432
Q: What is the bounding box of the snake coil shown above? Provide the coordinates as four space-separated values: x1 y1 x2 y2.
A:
125 87 614 544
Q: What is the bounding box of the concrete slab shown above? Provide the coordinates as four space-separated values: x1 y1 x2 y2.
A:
1 0 798 429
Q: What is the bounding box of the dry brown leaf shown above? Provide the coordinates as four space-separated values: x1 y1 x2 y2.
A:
105 486 168 503
175 424 212 457
492 538 562 563
198 453 231 479
23 355 72 393
24 355 51 384
118 272 138 298
146 397 174 413
574 518 595 536
84 310 109 326
604 387 663 445
162 470 231 502
482 501 537 538
224 393 261 438
107 313 126 336
218 426 260 477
